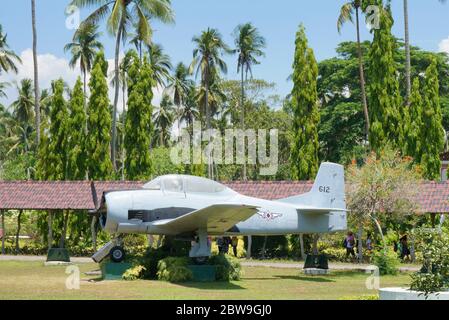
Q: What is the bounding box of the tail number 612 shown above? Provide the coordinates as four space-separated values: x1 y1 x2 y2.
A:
319 186 330 193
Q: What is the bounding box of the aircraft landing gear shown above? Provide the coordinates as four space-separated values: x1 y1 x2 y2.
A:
110 246 126 263
189 229 211 264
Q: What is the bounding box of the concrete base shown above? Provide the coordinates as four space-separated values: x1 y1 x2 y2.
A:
188 265 217 282
44 261 73 266
380 287 449 300
101 262 132 280
303 268 330 275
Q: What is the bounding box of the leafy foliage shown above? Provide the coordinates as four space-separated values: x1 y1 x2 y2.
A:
124 57 154 180
122 265 147 281
86 59 113 180
410 229 449 296
372 249 400 275
209 254 242 281
157 257 193 282
290 24 319 180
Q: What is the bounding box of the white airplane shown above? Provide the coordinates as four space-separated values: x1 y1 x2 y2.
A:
93 162 347 263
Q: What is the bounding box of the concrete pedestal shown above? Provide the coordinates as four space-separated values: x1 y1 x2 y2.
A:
303 268 330 275
187 265 217 282
101 262 132 280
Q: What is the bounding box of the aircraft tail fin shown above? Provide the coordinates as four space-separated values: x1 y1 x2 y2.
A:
278 162 346 211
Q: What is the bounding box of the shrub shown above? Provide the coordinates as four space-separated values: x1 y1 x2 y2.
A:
372 249 400 275
157 257 193 282
410 229 449 297
209 254 242 281
122 265 146 281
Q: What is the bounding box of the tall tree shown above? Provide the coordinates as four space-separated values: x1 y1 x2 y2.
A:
67 78 87 180
403 0 411 107
421 59 445 180
154 93 174 147
367 6 404 152
167 62 194 133
72 0 174 172
64 23 103 100
86 63 113 180
0 24 21 73
190 28 231 178
31 0 40 149
46 79 69 180
148 43 172 88
337 0 370 140
124 57 154 180
290 24 319 180
405 78 423 162
233 23 266 181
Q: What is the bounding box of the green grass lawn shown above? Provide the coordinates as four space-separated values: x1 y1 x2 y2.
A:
0 261 411 300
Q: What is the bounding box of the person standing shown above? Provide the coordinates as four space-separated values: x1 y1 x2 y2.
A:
345 231 356 260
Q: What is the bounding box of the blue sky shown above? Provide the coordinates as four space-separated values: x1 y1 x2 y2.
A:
1 0 449 108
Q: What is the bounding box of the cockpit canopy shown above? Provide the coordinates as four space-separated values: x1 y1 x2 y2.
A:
142 175 235 195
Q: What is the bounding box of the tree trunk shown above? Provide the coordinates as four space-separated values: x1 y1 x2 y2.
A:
261 236 268 259
91 215 97 252
59 211 70 248
241 67 247 181
357 224 364 263
355 7 370 142
205 73 212 179
121 84 127 181
15 210 23 254
31 0 41 148
48 211 53 249
404 0 411 107
299 234 306 260
1 211 5 255
111 24 123 172
246 235 252 259
373 217 387 252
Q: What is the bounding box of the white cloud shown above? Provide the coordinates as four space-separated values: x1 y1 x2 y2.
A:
0 49 164 112
438 37 449 54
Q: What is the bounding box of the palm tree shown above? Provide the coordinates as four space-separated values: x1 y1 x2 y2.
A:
0 81 10 99
190 28 232 130
338 0 370 141
71 0 174 171
148 43 173 88
167 62 194 133
31 0 40 148
10 79 35 153
179 87 199 132
154 93 174 147
0 25 21 73
64 23 103 100
233 23 265 180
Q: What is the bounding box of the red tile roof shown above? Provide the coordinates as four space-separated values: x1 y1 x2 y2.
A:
0 180 448 213
0 181 94 210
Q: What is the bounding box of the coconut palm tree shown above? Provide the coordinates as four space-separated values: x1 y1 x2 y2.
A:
0 25 21 74
64 23 104 100
190 28 232 131
148 43 172 88
179 88 199 132
31 0 40 148
153 93 174 147
337 0 370 141
233 23 265 180
167 62 194 133
71 0 174 171
0 81 10 99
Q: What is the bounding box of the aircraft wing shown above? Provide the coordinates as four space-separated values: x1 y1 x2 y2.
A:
299 208 348 214
153 204 258 234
